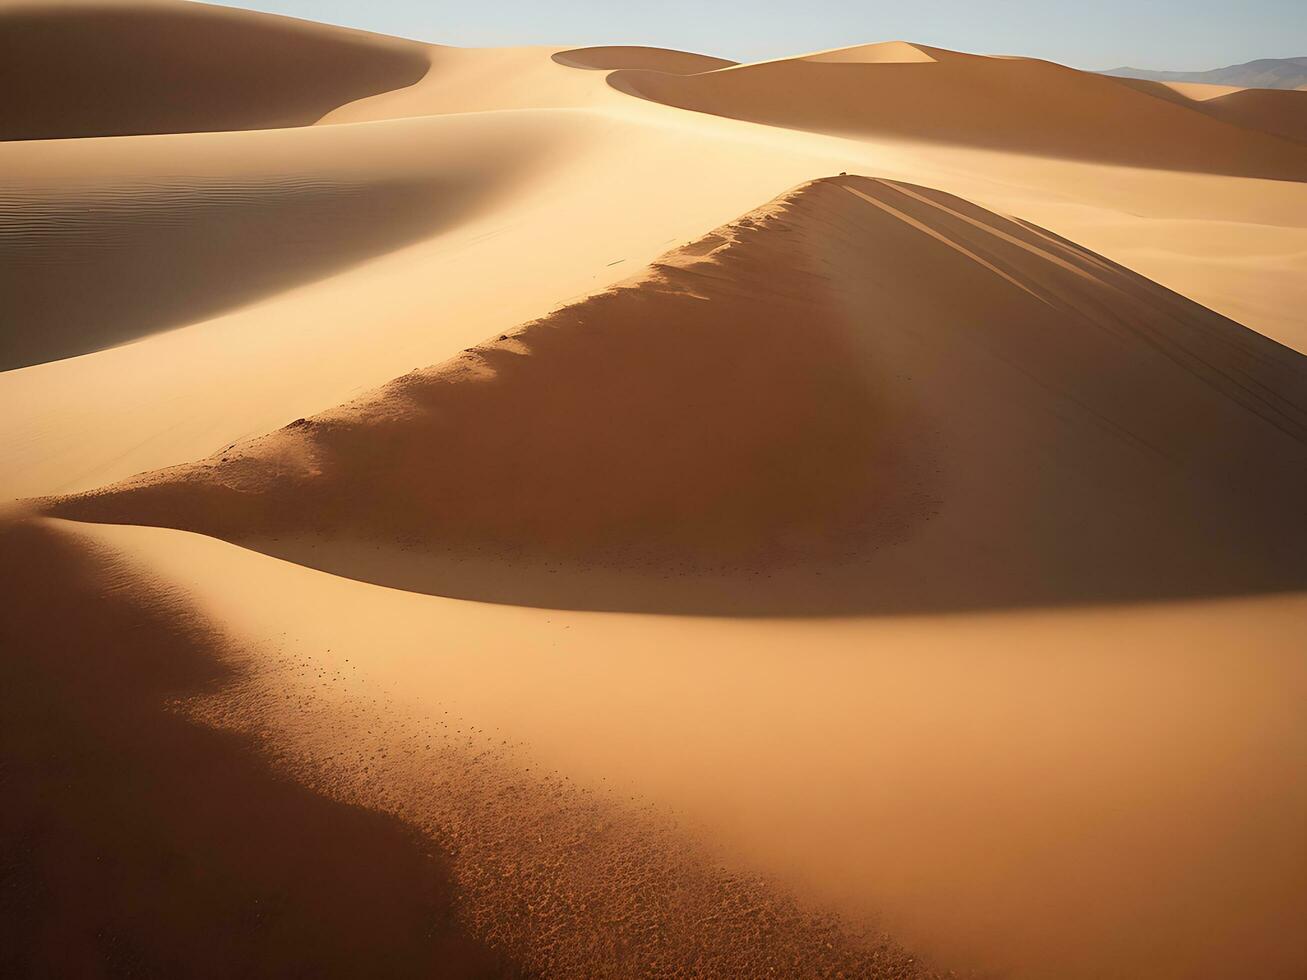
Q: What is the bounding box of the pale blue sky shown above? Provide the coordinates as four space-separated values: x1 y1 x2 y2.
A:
215 0 1304 71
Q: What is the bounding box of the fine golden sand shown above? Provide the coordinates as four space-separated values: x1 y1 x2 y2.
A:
4 2 1306 977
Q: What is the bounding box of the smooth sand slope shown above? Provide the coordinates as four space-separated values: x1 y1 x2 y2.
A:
48 176 1307 614
15 514 1301 980
0 175 466 369
1194 86 1307 144
5 2 1307 978
0 0 429 139
1107 75 1307 145
611 42 1307 179
0 520 517 979
1 516 944 978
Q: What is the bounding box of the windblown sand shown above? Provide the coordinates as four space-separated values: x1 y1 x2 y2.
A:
3 2 1306 978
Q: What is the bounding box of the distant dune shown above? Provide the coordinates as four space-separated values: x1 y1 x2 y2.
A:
1104 75 1307 145
1192 85 1307 143
610 42 1307 179
1105 56 1307 91
0 0 429 139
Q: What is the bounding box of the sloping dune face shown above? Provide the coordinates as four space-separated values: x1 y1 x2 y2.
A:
1199 88 1307 144
0 520 514 979
552 45 735 73
610 43 1307 179
1105 76 1307 145
0 0 430 140
50 176 1307 614
48 177 938 606
801 40 937 64
0 176 463 370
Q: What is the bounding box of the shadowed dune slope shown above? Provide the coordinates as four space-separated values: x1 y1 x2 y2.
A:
1198 88 1307 145
0 0 430 140
48 176 1307 614
0 519 518 978
0 139 536 371
0 176 469 370
552 46 735 73
606 43 1307 180
1 514 954 979
1105 76 1307 145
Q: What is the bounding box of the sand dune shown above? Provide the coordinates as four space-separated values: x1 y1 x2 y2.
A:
0 0 428 139
0 517 516 978
0 175 469 370
801 40 939 64
1106 75 1307 145
1 514 961 979
1194 87 1307 145
6 2 1307 977
0 98 554 370
4 7 1305 503
610 42 1307 179
552 45 735 73
46 515 1307 980
48 176 1307 614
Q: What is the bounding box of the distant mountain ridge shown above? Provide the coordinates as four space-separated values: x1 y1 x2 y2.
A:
1104 57 1307 90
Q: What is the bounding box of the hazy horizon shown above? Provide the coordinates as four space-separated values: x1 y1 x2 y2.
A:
208 0 1304 71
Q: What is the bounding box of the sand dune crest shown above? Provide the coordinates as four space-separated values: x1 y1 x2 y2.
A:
47 176 1307 614
799 41 938 64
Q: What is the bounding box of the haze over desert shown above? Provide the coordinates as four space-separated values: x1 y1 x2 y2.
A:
2 1 1306 978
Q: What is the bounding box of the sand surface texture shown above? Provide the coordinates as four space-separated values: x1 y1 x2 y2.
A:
4 2 1307 978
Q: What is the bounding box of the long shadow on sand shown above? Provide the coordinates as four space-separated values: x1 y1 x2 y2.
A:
0 520 522 978
0 175 480 371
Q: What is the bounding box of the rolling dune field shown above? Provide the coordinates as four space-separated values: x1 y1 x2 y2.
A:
3 2 1306 978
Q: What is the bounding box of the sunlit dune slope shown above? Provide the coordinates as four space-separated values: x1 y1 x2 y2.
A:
610 42 1307 179
320 41 734 124
48 176 1307 614
0 0 429 139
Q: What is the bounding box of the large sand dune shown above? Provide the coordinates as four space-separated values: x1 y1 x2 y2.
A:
1106 75 1307 145
1195 86 1307 144
5 1 1307 978
611 42 1307 179
0 0 429 139
47 175 1307 614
